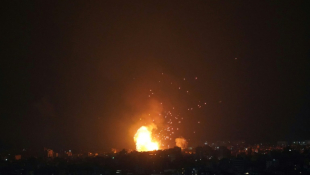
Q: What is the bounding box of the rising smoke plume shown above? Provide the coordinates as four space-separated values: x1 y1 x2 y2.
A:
175 137 188 149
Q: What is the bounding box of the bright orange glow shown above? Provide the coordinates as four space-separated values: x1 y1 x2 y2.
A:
134 125 159 152
175 137 188 150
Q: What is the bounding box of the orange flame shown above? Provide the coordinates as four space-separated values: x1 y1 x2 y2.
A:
134 125 159 152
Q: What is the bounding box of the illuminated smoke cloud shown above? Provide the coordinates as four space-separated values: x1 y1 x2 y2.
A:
175 137 188 150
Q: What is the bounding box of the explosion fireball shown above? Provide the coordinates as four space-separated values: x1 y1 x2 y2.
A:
134 125 159 152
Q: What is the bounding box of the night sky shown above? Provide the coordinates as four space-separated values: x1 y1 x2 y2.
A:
2 1 310 151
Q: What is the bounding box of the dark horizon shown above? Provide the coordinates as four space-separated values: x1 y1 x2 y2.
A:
1 1 310 151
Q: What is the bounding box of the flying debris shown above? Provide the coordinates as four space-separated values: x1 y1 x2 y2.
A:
132 71 212 149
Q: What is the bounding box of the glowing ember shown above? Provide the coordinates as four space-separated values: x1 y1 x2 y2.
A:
134 125 159 152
